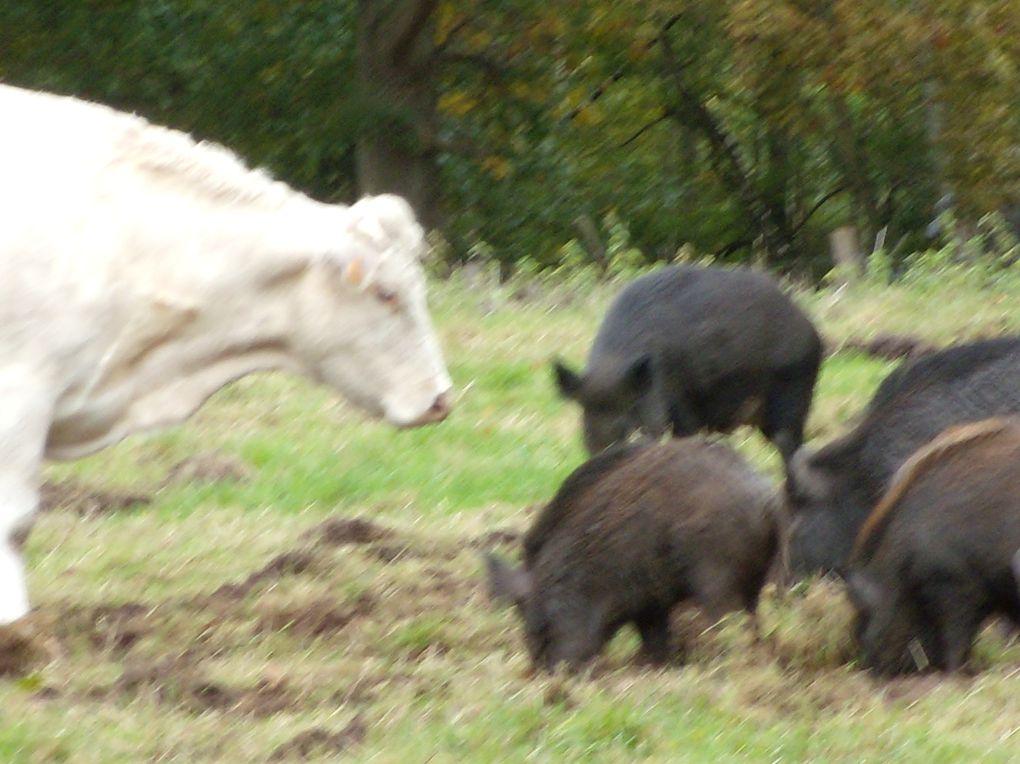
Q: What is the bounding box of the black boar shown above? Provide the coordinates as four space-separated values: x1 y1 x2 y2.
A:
1014 551 1020 595
787 335 1020 576
846 418 1020 675
553 265 822 464
485 438 782 672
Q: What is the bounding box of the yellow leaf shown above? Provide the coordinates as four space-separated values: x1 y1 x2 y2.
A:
438 91 478 117
481 156 511 180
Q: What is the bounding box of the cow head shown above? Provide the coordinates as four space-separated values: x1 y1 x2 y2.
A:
553 355 669 454
292 194 452 428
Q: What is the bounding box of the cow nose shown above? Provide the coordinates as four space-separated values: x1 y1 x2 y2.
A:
417 391 451 425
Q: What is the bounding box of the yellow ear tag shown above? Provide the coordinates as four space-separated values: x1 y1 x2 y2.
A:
345 257 364 286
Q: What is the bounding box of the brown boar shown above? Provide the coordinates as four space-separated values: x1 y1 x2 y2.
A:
486 438 782 672
846 417 1020 675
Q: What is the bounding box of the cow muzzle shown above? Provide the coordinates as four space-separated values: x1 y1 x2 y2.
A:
397 390 452 428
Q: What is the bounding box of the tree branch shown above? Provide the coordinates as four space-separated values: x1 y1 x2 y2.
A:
790 185 848 238
435 16 472 55
563 14 682 124
618 111 673 148
659 28 791 260
438 50 511 79
389 0 440 65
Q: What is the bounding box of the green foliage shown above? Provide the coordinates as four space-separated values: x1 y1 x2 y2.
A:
0 1 359 201
2 0 1019 275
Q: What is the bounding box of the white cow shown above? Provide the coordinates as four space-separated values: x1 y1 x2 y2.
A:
0 85 453 623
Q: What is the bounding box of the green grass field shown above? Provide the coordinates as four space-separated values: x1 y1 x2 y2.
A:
3 265 1020 762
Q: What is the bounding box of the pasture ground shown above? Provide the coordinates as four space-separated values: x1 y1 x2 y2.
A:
2 262 1020 762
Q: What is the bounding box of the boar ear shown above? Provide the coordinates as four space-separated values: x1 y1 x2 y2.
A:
553 360 584 400
625 355 654 394
484 553 532 606
845 570 881 615
785 447 831 504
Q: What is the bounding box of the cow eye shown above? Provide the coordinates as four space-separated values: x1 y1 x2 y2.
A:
373 286 400 307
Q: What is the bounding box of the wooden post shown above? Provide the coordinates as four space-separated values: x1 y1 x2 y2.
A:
829 225 864 282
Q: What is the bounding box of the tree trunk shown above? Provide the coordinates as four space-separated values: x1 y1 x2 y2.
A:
660 29 798 265
827 94 881 245
355 0 442 228
829 225 864 283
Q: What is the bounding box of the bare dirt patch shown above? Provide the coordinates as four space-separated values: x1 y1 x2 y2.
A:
57 603 157 655
268 717 367 761
0 622 53 677
835 333 938 361
471 528 521 549
106 655 296 716
39 478 152 516
207 549 320 602
882 673 961 705
308 517 393 547
254 595 375 640
166 452 252 485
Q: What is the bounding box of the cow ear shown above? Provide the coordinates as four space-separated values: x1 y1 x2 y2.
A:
625 355 654 394
845 570 881 615
553 360 584 400
484 553 532 607
343 256 365 287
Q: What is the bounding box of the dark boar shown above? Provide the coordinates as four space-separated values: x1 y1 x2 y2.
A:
787 335 1020 576
553 265 822 463
846 418 1020 675
485 438 782 672
1014 551 1020 596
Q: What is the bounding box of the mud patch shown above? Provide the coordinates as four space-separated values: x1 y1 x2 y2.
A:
255 595 375 640
882 673 956 705
471 528 521 549
837 333 938 361
309 517 393 547
268 717 366 761
166 452 252 485
208 549 320 602
58 603 156 654
39 478 152 517
111 656 294 716
0 622 53 677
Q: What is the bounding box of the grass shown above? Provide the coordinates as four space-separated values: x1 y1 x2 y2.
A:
3 266 1020 762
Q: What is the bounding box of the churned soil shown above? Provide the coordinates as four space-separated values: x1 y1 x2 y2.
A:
268 718 367 761
838 332 938 361
18 507 476 755
39 478 152 517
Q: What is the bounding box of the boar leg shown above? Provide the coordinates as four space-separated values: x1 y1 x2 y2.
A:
937 608 983 673
634 608 673 664
919 575 983 672
762 365 818 463
547 614 606 673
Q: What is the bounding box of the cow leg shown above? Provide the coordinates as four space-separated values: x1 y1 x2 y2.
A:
0 378 51 624
0 483 38 624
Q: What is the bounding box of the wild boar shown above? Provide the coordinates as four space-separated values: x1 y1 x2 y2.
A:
846 418 1020 675
553 265 821 464
787 335 1020 576
486 438 782 672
